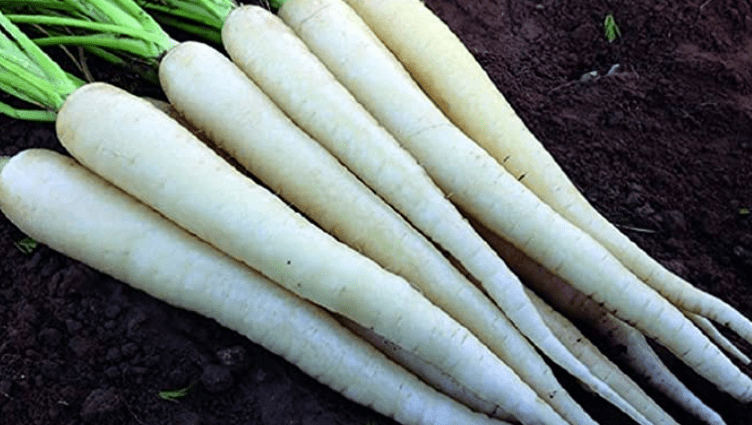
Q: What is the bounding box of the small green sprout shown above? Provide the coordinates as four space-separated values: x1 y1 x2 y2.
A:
604 14 621 43
158 384 193 402
14 237 38 254
739 207 750 216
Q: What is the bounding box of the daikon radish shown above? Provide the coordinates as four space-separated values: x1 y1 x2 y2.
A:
274 0 752 402
0 148 511 425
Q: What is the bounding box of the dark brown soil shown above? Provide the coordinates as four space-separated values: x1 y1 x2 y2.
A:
1 0 751 424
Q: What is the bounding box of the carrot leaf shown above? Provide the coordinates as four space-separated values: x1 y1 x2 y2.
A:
0 0 177 73
135 0 236 43
0 11 81 120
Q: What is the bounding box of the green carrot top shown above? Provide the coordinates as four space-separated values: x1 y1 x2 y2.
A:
0 11 82 121
0 0 178 69
135 0 237 42
268 0 288 10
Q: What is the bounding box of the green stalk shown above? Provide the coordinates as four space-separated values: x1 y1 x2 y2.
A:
33 34 164 59
1 0 177 63
134 0 235 40
143 12 223 44
0 0 179 121
268 0 287 10
8 15 167 44
0 11 82 121
137 0 235 30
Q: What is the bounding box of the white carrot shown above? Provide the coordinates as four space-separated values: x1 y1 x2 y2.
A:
158 39 593 424
275 0 752 402
523 288 680 425
0 10 561 424
55 81 567 425
479 225 728 425
214 8 652 423
686 313 751 365
339 0 752 348
610 322 727 425
0 148 511 425
337 315 506 420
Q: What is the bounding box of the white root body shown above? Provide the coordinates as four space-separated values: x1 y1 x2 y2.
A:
158 39 571 423
524 289 680 425
484 229 728 425
340 0 752 348
338 315 505 419
277 0 752 403
686 313 751 365
55 82 566 425
274 2 656 421
0 148 512 425
219 7 597 424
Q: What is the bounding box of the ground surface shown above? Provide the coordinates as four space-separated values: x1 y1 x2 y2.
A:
1 0 751 424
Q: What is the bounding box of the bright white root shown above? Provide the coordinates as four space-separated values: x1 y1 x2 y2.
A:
0 149 510 425
55 82 568 425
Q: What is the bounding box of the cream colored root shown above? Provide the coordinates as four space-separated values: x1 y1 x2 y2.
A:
613 323 728 425
525 288 680 425
158 39 582 425
57 82 567 425
482 228 728 425
279 0 752 403
0 149 511 425
686 313 751 365
340 0 752 347
338 315 512 421
220 7 598 425
275 3 660 420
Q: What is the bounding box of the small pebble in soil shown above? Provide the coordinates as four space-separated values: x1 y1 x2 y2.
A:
106 347 122 363
606 64 621 76
201 363 234 393
739 233 752 248
580 70 598 82
40 360 60 379
80 387 122 423
216 346 248 371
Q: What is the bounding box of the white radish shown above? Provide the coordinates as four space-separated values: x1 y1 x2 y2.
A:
54 81 568 425
158 39 590 423
0 148 511 425
216 7 647 422
275 0 752 402
339 0 752 348
480 226 728 425
686 313 751 365
160 39 592 424
337 315 503 419
155 9 598 423
524 288 680 425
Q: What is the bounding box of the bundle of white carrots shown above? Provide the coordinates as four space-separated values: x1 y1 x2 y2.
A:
0 0 749 424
